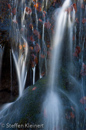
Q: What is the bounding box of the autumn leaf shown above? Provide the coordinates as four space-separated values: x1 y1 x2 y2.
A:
30 36 35 42
34 2 42 12
31 61 35 68
39 19 43 22
12 8 16 15
73 46 81 57
70 112 75 119
41 72 45 77
30 46 33 51
29 24 33 30
19 45 22 50
7 4 11 9
40 54 45 58
32 87 37 91
23 43 26 48
73 3 77 13
25 7 32 15
34 43 41 53
82 18 86 24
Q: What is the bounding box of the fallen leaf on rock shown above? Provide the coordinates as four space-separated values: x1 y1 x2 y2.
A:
32 87 37 91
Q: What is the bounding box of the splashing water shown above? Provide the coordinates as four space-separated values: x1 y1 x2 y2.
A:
43 91 63 130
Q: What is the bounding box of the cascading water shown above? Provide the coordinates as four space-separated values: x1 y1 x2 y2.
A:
12 39 28 98
11 0 29 98
32 66 36 85
10 50 13 97
0 45 4 86
43 0 74 129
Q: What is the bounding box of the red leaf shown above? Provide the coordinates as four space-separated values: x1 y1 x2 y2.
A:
39 19 43 22
30 36 35 42
82 18 86 24
34 43 41 53
25 7 32 15
70 112 75 119
7 4 11 9
12 8 16 15
73 3 77 13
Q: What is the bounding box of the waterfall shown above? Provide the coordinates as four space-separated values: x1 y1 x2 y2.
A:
42 0 74 129
49 0 70 91
11 0 29 98
32 66 36 85
12 38 28 97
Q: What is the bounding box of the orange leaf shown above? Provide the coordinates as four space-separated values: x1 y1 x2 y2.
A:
30 46 33 51
39 19 42 22
32 87 37 91
19 45 22 50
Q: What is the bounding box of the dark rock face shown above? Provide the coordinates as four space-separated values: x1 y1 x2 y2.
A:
0 0 63 105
